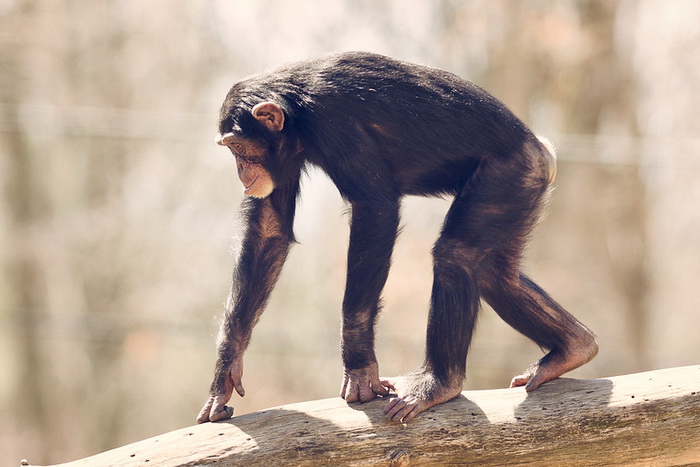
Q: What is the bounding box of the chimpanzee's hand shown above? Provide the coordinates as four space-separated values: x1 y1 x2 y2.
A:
340 361 394 403
196 359 245 423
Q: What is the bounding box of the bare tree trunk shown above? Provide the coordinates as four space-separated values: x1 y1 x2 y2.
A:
3 105 51 460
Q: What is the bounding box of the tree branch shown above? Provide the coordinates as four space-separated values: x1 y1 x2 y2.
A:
30 366 700 466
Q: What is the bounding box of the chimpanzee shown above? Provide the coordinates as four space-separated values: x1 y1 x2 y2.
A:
196 51 598 424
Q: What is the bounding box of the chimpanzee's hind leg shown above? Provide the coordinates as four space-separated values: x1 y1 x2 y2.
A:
480 263 598 391
385 151 531 422
384 139 596 422
473 140 597 391
383 199 483 422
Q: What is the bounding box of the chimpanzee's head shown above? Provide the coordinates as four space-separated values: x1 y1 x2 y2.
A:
216 83 288 198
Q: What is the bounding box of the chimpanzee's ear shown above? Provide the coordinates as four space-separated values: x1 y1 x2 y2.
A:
252 102 285 132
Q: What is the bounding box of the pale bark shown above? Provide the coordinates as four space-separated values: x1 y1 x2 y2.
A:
31 365 700 466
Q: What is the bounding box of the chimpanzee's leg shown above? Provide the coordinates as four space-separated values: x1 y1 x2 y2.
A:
384 177 493 421
385 140 596 421
385 153 523 421
468 144 597 392
472 146 598 391
480 258 598 390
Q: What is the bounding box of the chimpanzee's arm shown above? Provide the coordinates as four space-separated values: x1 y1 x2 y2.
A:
340 200 400 403
197 187 297 423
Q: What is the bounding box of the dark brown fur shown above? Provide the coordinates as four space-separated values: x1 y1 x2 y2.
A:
197 52 598 424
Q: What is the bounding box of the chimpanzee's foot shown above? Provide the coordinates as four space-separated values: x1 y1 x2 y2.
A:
511 333 599 391
341 361 393 403
383 369 463 422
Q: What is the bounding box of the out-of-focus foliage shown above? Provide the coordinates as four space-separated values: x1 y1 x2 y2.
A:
1 0 699 464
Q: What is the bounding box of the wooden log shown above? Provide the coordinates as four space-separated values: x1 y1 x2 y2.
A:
29 365 700 466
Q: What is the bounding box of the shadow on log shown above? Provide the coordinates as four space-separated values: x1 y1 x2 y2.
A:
27 365 700 466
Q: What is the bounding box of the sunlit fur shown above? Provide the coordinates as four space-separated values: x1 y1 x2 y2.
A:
244 173 275 198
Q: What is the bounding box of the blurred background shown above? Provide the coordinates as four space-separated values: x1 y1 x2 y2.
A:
2 0 699 464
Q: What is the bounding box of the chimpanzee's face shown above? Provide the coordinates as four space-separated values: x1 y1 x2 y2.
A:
216 133 275 198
